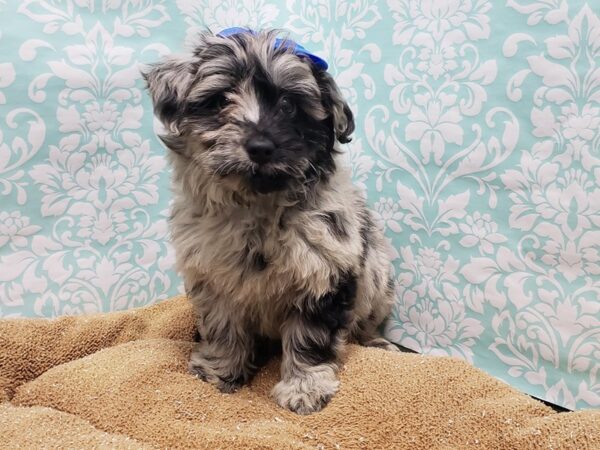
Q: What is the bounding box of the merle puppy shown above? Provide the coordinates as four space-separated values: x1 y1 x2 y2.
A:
144 29 397 415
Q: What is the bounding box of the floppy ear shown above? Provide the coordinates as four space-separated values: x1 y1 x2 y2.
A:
317 72 355 144
142 56 197 131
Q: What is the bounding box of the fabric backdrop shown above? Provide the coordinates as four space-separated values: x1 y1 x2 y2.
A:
0 0 599 411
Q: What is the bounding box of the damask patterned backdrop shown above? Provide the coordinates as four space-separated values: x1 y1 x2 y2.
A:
0 0 599 410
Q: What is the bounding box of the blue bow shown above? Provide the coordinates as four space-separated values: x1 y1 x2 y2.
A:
216 27 328 71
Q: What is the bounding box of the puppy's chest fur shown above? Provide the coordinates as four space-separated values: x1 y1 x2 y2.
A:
172 185 363 332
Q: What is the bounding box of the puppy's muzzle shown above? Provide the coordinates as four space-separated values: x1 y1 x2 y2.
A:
246 136 276 165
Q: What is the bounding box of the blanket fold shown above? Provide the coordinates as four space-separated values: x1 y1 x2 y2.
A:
1 296 598 449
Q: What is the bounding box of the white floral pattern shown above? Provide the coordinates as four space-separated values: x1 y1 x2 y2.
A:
0 0 599 411
1 1 176 315
380 0 600 411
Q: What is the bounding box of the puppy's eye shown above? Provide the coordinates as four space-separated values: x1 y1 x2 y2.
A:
209 93 230 109
186 94 230 115
279 97 295 115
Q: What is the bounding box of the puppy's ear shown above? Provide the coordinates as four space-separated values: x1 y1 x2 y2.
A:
317 72 355 144
142 56 197 131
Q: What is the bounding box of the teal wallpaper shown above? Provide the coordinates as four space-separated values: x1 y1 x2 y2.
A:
1 0 599 410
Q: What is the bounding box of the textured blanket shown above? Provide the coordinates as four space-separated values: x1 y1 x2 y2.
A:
1 296 598 449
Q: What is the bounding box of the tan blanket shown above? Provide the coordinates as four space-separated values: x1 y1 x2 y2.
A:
1 296 598 449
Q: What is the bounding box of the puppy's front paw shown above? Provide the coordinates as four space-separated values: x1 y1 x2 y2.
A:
215 375 246 394
189 351 247 393
188 354 216 383
272 368 339 415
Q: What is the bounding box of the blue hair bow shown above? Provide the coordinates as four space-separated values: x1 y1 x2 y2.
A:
216 27 328 71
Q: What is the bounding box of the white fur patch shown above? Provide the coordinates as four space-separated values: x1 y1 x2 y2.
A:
239 87 260 124
272 366 339 415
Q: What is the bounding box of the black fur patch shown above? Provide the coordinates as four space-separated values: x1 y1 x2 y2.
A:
159 98 178 121
187 281 204 299
311 273 357 329
313 68 355 144
253 62 280 101
247 172 290 194
252 335 281 368
158 133 187 155
386 275 396 296
294 272 357 366
321 211 348 239
240 246 263 274
338 103 355 144
278 213 287 230
192 328 201 342
252 252 268 271
358 210 373 268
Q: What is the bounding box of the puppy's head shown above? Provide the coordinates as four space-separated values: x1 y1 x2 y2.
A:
144 30 354 195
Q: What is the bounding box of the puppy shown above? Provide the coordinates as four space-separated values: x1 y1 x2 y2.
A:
144 29 397 415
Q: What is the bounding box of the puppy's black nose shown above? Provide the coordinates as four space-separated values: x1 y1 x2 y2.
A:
246 137 275 164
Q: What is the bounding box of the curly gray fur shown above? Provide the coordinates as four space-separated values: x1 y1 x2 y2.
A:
144 29 397 415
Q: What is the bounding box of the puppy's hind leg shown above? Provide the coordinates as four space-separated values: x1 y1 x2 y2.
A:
355 321 400 352
354 270 399 352
354 301 399 352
